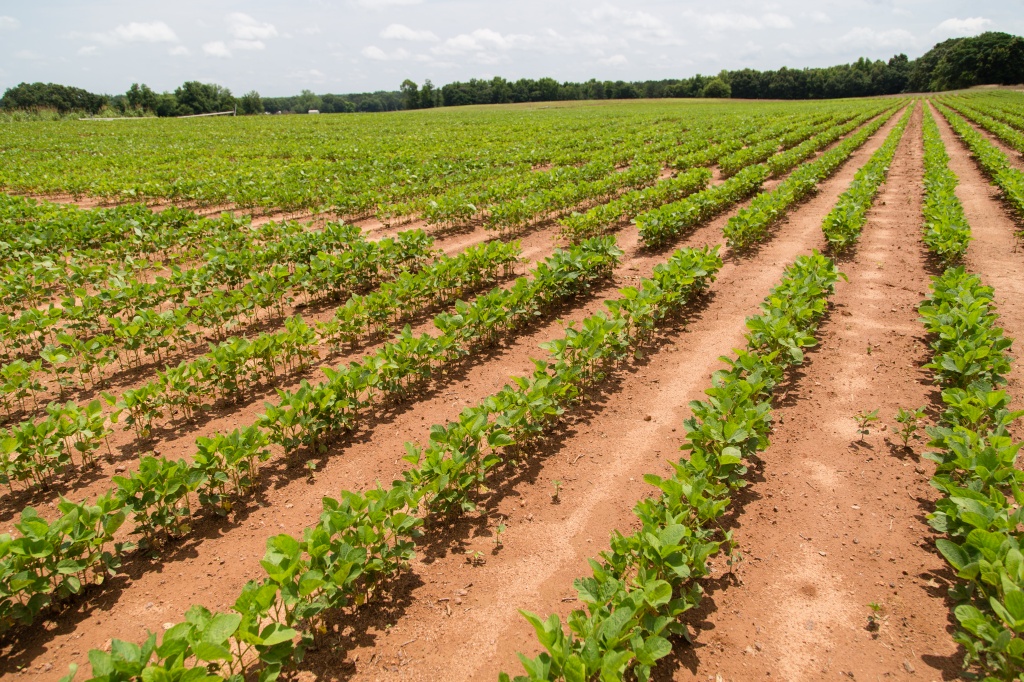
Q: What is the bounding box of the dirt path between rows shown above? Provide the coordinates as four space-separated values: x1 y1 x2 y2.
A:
658 104 963 681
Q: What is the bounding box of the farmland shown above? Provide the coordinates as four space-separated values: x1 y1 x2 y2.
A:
1 91 1024 681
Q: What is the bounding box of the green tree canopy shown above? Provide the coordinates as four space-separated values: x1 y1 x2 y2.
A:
174 81 235 115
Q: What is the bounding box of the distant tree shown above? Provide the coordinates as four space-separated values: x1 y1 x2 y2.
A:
0 82 107 113
238 90 264 115
930 32 1024 90
125 83 158 112
295 89 323 113
400 79 420 110
174 81 234 115
321 94 357 113
420 79 437 108
154 93 179 117
357 96 384 112
701 78 731 98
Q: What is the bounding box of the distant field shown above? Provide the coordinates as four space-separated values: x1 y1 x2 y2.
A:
1 97 888 217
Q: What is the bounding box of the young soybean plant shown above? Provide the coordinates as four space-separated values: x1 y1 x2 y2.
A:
853 409 879 443
894 406 925 450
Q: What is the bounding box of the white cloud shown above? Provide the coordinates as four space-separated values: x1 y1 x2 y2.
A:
288 68 327 84
14 49 42 60
78 45 99 56
778 42 806 57
231 39 266 50
95 21 179 46
227 13 277 41
762 13 794 29
380 23 438 42
598 54 627 66
933 17 993 38
169 45 190 56
836 26 916 50
0 16 19 30
202 40 232 58
361 45 410 60
362 45 389 60
433 28 535 55
810 11 832 24
738 41 763 59
585 4 679 45
355 0 422 7
683 11 764 32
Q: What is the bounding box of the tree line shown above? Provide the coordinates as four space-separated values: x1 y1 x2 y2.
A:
404 32 1024 108
2 31 1021 117
0 81 401 117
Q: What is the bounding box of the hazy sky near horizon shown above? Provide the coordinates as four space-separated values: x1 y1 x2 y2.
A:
0 0 1021 97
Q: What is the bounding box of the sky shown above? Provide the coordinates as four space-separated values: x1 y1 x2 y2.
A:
0 0 1021 97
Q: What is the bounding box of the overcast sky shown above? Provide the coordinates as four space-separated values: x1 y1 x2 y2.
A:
0 0 1021 97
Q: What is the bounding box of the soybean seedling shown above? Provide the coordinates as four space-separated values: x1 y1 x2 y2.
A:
866 602 883 633
853 409 879 443
494 523 507 549
551 480 563 503
305 459 317 481
894 406 926 450
466 549 485 566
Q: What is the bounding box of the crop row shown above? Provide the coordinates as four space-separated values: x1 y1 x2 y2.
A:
501 250 844 681
554 111 874 245
714 110 863 177
0 201 268 311
0 195 237 264
0 228 434 411
3 219 363 330
944 98 1024 156
724 105 905 250
0 237 619 633
635 105 899 249
820 104 914 253
558 168 711 243
670 108 870 174
918 267 1024 680
1 240 521 493
635 165 769 247
1 100 884 214
484 162 661 234
936 103 1024 223
921 106 971 265
51 242 726 681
